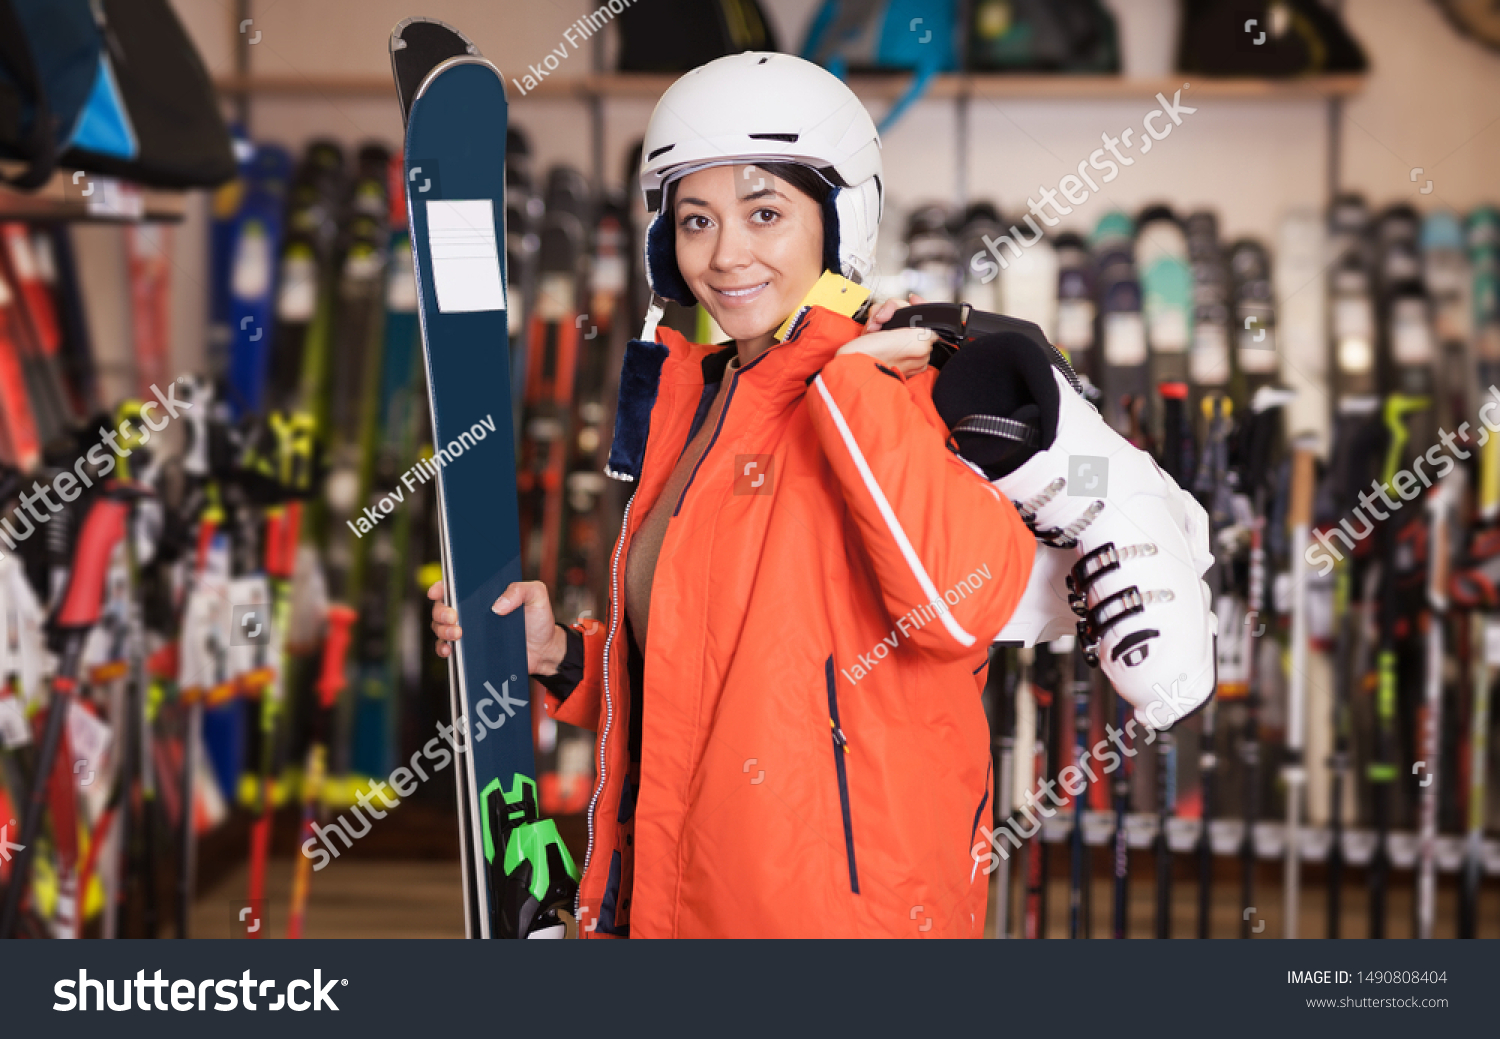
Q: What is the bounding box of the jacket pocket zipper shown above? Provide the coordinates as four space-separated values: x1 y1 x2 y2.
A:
825 655 859 894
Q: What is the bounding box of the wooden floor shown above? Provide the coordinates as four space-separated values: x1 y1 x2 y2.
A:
192 858 466 939
191 839 1500 939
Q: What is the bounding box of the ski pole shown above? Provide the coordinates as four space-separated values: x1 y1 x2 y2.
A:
1459 431 1500 936
0 493 128 939
246 502 300 937
1152 384 1191 941
172 378 216 938
1461 607 1491 938
1237 394 1286 939
1195 689 1218 940
176 507 221 938
241 409 316 935
1370 393 1429 938
1154 728 1175 939
1282 441 1317 938
1111 693 1130 939
1325 532 1362 939
122 403 158 939
1239 498 1265 939
1416 472 1459 938
990 646 1013 939
1068 647 1090 939
1192 393 1234 939
1013 649 1037 937
286 602 357 939
1028 644 1062 938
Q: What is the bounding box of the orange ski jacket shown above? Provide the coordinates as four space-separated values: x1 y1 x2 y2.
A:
548 304 1034 937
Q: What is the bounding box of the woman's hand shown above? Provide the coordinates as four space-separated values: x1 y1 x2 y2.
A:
427 579 569 676
837 293 934 379
837 325 935 379
862 293 928 334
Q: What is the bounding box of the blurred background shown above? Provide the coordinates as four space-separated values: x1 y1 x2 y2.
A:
1 0 1500 939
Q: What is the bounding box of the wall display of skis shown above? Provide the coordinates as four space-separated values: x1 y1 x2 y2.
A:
973 194 1500 940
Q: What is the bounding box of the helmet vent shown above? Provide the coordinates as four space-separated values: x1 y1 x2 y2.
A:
748 133 799 143
647 144 674 161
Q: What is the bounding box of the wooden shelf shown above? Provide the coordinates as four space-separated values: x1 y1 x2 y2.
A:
933 72 1366 100
215 71 1366 104
0 166 186 222
216 74 396 99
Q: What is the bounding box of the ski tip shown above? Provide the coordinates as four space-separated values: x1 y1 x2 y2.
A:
390 17 482 125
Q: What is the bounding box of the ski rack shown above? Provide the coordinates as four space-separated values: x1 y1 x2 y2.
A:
1035 812 1500 874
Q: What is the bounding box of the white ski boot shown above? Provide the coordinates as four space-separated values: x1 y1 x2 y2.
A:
934 330 1216 729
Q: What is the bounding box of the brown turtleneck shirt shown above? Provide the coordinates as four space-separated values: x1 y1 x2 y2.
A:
622 355 740 651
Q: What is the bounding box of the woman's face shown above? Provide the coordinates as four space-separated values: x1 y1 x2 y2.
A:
672 165 825 344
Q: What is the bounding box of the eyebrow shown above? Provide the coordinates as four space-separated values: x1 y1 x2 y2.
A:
675 187 789 210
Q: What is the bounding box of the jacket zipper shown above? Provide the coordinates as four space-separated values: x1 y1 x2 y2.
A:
578 356 757 920
578 493 633 921
825 655 859 894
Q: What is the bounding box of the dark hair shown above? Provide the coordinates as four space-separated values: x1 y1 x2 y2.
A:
753 162 837 204
666 162 840 210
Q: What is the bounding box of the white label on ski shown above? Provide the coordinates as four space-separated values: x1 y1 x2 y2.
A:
388 240 418 312
277 255 317 323
1272 571 1293 614
30 230 56 283
231 220 273 302
344 248 383 282
4 226 35 280
68 700 113 788
592 254 628 295
1055 299 1094 352
1333 297 1373 341
1102 312 1146 366
1485 619 1500 666
1147 308 1189 353
1337 335 1374 376
536 273 573 322
131 224 167 262
426 200 506 313
0 695 28 749
1189 323 1230 385
1392 298 1434 364
1237 328 1278 373
1307 570 1335 641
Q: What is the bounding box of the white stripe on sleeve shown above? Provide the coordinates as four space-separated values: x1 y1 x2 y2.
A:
813 374 976 649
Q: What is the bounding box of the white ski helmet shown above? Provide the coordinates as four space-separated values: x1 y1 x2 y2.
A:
638 52 883 306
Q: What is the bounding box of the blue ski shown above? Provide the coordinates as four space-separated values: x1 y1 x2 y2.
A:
392 17 577 939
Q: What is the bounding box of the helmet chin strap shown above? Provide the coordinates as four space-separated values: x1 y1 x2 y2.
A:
638 295 666 344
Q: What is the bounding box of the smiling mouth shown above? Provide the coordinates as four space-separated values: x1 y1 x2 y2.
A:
713 281 770 300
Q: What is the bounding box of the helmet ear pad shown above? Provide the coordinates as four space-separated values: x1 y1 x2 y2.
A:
644 207 697 307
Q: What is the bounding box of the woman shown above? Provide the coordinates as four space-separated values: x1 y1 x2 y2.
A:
430 53 1033 937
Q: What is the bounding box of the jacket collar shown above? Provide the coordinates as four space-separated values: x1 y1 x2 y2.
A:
604 306 865 483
